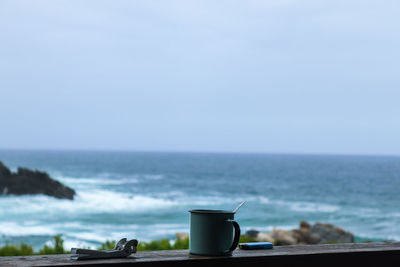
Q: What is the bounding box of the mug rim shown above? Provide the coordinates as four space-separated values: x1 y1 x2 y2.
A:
189 209 233 214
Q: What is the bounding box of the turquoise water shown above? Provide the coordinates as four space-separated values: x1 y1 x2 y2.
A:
0 150 399 250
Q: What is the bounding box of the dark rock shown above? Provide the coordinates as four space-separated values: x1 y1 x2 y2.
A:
0 161 75 200
246 221 354 245
0 162 11 177
270 229 297 245
292 228 320 244
300 221 311 229
292 221 320 244
244 229 275 242
310 222 354 244
245 230 260 238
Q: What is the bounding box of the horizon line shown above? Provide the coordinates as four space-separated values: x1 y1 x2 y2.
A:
0 147 399 158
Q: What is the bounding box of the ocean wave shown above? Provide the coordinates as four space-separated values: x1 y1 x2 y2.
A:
57 176 139 186
258 196 270 204
55 173 165 186
285 202 340 213
75 191 178 213
347 227 400 242
67 232 114 243
0 189 252 217
153 191 186 198
0 222 57 236
63 223 188 247
0 219 187 240
257 197 340 213
0 190 178 215
351 208 381 218
142 174 164 180
242 224 298 233
339 208 400 220
185 195 254 208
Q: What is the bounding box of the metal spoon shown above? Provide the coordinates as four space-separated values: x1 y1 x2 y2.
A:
233 201 246 214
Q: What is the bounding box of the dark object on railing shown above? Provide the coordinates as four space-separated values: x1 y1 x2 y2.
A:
71 238 138 260
239 242 273 250
0 161 75 199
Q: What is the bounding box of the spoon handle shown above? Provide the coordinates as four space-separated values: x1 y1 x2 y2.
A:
233 201 246 214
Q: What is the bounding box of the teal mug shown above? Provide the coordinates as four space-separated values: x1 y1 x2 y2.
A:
189 209 240 256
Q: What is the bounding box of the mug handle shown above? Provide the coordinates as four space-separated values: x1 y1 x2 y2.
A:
226 220 240 254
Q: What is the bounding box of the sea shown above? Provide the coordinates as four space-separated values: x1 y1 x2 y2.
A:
0 150 399 251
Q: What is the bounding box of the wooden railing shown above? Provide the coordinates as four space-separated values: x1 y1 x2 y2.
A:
1 242 400 267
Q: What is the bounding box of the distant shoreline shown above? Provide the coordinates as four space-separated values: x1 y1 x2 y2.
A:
1 148 399 158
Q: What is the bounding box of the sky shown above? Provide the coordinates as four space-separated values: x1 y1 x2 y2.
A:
0 0 399 155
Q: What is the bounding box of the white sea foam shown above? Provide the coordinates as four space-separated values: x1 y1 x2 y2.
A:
258 196 270 204
56 174 165 188
0 221 137 242
356 208 380 217
345 224 400 242
57 176 139 186
258 198 340 213
340 208 400 220
185 195 254 207
0 190 178 215
67 232 112 243
285 202 340 213
375 211 400 219
74 190 177 213
143 174 164 180
0 221 124 237
66 223 188 244
242 224 298 233
0 219 187 245
154 191 186 198
0 222 57 236
0 189 253 218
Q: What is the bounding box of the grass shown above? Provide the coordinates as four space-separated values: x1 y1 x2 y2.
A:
0 243 33 256
0 235 66 256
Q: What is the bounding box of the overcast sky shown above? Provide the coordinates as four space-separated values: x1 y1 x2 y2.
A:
0 0 399 155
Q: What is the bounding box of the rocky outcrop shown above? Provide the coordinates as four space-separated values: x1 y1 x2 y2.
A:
310 222 354 244
244 221 354 245
0 161 75 200
176 233 189 241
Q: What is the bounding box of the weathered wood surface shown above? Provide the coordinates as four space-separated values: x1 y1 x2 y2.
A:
1 242 400 267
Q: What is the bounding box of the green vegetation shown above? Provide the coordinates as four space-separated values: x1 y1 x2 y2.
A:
0 235 191 256
138 236 189 250
97 240 117 250
39 235 66 254
0 235 66 256
0 243 33 256
239 235 258 243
